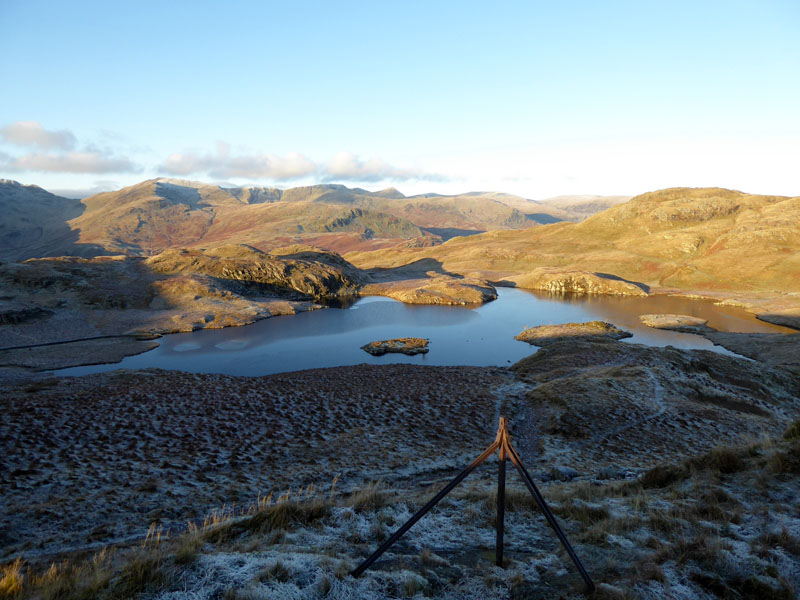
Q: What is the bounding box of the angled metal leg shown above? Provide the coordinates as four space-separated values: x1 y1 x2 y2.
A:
350 439 500 577
350 416 594 595
496 441 506 567
505 440 595 592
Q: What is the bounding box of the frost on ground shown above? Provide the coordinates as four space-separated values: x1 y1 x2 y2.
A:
1 364 512 561
5 434 797 600
2 339 799 598
144 431 799 600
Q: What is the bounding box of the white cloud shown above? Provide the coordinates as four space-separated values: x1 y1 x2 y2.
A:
159 144 445 184
325 152 425 182
160 142 317 180
0 122 140 175
49 180 122 199
2 151 138 174
0 121 76 150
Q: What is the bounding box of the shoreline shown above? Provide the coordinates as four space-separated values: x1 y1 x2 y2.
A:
3 286 798 380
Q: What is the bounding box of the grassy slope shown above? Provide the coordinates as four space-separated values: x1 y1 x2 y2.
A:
345 188 800 294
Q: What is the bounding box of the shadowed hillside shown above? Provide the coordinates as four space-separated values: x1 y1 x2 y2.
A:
0 180 105 261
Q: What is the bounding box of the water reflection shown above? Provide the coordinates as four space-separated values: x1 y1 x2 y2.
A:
59 288 790 377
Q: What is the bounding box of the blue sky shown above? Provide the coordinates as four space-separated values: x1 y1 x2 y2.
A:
1 0 798 198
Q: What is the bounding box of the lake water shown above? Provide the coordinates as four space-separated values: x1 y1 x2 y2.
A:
59 288 791 377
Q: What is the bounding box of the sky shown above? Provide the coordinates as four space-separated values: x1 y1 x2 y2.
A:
1 0 798 199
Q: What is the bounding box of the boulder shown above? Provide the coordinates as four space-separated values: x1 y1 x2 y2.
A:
505 268 648 296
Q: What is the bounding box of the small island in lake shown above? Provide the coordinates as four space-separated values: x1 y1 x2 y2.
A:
361 337 430 356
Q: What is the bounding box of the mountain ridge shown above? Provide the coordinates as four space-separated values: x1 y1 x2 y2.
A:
1 178 622 260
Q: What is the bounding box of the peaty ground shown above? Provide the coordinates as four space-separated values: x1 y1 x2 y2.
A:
2 339 799 599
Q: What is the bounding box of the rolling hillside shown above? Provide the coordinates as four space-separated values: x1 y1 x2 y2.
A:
1 179 613 260
345 187 800 294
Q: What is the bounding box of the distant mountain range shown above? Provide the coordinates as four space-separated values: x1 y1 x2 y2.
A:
0 178 629 261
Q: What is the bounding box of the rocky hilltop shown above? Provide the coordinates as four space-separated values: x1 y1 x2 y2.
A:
146 245 367 300
0 245 356 349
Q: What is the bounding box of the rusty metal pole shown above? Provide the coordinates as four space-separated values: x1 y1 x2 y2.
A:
350 417 594 594
496 417 507 567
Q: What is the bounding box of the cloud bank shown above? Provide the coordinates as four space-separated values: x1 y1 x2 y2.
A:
0 121 76 150
6 151 137 174
161 142 317 180
0 121 139 175
324 152 439 182
159 143 443 183
0 124 444 185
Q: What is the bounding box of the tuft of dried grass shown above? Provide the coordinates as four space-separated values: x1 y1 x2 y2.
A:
0 559 23 599
705 446 746 474
174 536 203 566
753 527 800 557
345 481 387 513
257 560 291 583
109 553 167 599
640 464 689 489
768 438 800 474
203 496 329 544
783 419 800 440
552 500 610 525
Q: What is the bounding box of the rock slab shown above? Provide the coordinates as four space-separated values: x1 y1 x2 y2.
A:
639 313 711 333
516 321 632 346
505 268 648 296
361 337 430 356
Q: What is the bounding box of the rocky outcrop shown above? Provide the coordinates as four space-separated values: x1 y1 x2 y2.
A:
515 321 632 346
0 250 330 353
361 338 430 356
701 331 800 373
510 337 800 466
362 276 497 305
639 313 711 334
147 245 366 299
505 268 648 296
755 309 800 331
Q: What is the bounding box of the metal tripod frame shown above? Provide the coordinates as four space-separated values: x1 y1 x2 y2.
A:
350 417 595 593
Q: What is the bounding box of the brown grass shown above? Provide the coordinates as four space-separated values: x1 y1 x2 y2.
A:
345 481 388 513
552 500 610 525
783 419 800 440
753 528 800 557
0 559 23 599
203 497 329 544
640 464 689 489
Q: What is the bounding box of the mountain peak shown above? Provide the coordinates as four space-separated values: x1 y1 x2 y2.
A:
374 187 405 199
1 178 45 191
